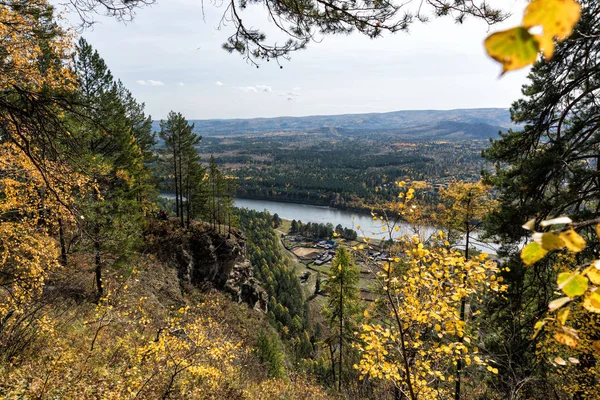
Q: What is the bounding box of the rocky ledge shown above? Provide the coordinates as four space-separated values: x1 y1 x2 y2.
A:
146 220 268 312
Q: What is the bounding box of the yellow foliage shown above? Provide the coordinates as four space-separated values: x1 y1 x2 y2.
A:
521 216 600 352
0 1 75 92
352 181 506 398
0 284 329 399
0 143 88 319
485 0 582 73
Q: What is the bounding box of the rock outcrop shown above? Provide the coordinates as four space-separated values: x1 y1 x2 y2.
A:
146 221 268 312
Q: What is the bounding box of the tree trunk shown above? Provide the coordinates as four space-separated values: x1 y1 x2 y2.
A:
455 197 472 400
94 238 103 302
339 270 343 391
178 150 184 228
186 184 191 229
173 150 179 218
329 342 336 386
58 218 67 266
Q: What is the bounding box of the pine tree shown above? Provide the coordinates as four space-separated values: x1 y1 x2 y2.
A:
159 111 201 227
323 246 362 391
69 38 149 300
483 2 600 395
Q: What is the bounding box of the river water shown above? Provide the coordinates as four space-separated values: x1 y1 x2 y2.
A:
160 194 496 252
235 198 423 240
234 197 498 253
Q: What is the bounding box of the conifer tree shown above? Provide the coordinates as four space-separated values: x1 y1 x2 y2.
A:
69 38 149 300
323 246 361 391
483 2 600 395
159 111 201 227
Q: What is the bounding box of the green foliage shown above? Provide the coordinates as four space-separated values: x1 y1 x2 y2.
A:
323 246 362 390
272 213 282 229
204 156 237 233
290 220 334 239
483 2 600 396
68 38 153 299
200 134 491 211
238 209 308 340
159 111 203 228
255 329 286 379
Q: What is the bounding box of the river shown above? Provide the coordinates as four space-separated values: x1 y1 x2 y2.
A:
234 197 497 253
235 198 423 239
161 194 495 252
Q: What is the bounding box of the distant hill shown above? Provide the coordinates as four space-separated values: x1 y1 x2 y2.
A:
152 108 513 140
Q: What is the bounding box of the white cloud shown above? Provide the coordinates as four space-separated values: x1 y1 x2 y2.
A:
136 79 165 86
240 85 272 93
282 91 300 101
255 85 272 92
77 0 530 119
178 82 185 86
240 86 258 93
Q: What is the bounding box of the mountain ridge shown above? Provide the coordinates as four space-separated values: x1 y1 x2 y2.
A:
152 108 513 139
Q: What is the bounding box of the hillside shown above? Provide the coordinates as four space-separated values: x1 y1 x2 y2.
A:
152 108 512 140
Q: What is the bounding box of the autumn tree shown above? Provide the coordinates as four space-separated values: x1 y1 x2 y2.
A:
323 246 362 391
353 182 506 399
436 179 496 399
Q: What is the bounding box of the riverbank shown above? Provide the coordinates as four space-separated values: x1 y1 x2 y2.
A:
235 195 375 214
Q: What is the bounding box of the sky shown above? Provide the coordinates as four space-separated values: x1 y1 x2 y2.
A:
58 0 531 120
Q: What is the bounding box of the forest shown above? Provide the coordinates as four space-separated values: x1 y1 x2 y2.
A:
199 133 490 209
1 0 599 399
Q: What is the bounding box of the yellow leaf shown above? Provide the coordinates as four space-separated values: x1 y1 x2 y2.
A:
557 272 588 297
559 229 586 252
534 33 555 59
522 218 536 231
484 27 539 73
582 291 600 313
486 366 499 374
540 216 572 227
521 242 548 266
557 307 570 325
531 320 546 340
554 332 578 348
539 232 565 251
523 0 581 41
586 266 600 285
